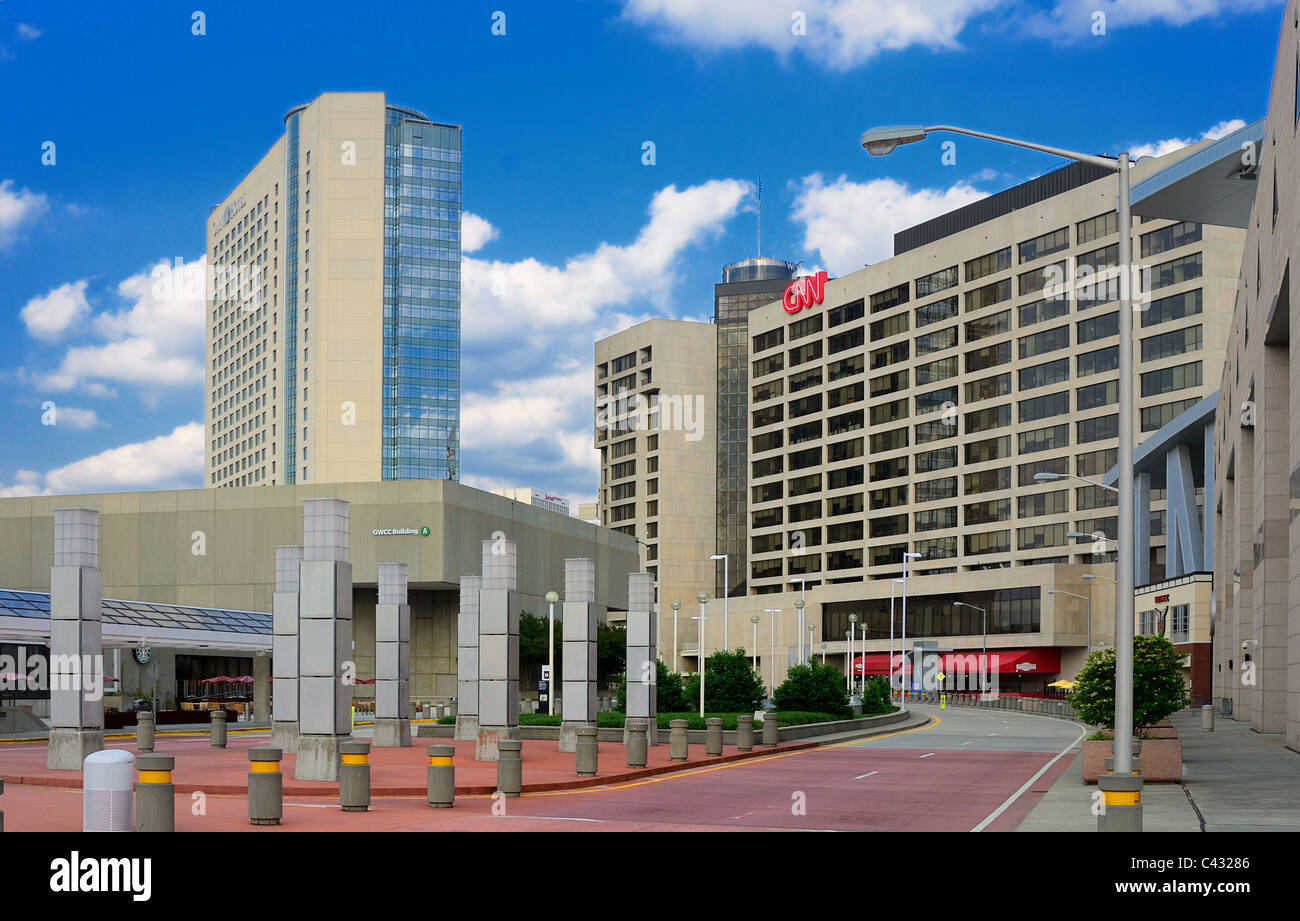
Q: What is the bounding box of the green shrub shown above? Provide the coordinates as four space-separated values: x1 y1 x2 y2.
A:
859 675 894 715
773 661 851 718
682 649 767 713
436 715 456 725
1070 635 1190 732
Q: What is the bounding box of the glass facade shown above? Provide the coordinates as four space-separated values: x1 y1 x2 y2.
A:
382 107 462 480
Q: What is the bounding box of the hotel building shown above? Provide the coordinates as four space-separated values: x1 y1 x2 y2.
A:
205 92 461 488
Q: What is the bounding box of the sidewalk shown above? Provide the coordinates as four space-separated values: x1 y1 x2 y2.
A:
1016 707 1300 831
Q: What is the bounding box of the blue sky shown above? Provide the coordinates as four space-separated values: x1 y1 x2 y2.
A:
0 0 1283 505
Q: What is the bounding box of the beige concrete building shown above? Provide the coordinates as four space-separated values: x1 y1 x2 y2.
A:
0 480 638 706
489 488 571 515
594 318 717 669
205 92 461 489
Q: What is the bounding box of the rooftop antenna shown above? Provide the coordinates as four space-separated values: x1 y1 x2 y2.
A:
756 179 762 258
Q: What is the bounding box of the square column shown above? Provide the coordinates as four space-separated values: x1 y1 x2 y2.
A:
455 576 482 741
374 562 411 747
271 545 302 753
625 572 658 745
295 498 353 781
560 558 598 752
1134 472 1151 586
476 539 521 761
47 508 104 769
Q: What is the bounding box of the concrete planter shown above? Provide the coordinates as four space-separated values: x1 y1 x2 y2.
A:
1139 737 1183 781
1081 739 1113 783
1144 726 1179 739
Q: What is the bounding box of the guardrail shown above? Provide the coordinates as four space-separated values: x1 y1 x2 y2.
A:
900 690 1079 721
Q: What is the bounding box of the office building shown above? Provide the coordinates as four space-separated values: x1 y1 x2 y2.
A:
205 92 461 489
490 488 571 516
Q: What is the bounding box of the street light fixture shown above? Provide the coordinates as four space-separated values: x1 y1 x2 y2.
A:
670 600 681 673
1082 573 1118 584
710 554 729 649
900 553 922 711
952 601 987 691
864 122 1140 828
750 614 759 670
889 578 904 703
1048 588 1094 653
762 608 781 696
794 598 806 665
545 590 559 714
1034 471 1120 493
693 588 709 719
848 613 858 694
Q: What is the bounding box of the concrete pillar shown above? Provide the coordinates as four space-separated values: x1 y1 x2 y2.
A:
271 545 303 754
575 725 598 776
374 562 412 747
248 747 282 826
427 744 455 808
295 499 353 782
253 653 271 724
497 739 522 796
455 575 482 742
1202 704 1214 731
705 717 723 756
624 572 658 746
1134 472 1151 586
476 539 520 761
135 711 155 752
626 719 648 768
668 719 688 761
47 507 105 769
338 740 370 812
560 558 598 753
736 714 754 751
134 753 174 833
210 709 227 747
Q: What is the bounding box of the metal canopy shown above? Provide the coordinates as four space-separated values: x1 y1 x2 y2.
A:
1130 120 1264 228
1104 392 1217 491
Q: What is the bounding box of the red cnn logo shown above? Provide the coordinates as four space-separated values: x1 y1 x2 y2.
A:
782 270 828 314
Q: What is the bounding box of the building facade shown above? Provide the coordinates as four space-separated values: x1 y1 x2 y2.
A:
490 488 571 516
205 92 461 489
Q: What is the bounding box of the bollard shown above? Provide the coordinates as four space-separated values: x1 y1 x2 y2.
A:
761 715 779 746
1201 704 1214 732
575 725 598 777
248 747 282 826
428 744 455 807
497 739 522 796
1097 771 1143 832
0 777 4 833
736 715 754 752
210 709 227 748
135 754 175 833
668 719 688 761
705 717 723 756
338 740 371 812
626 720 648 768
136 711 155 752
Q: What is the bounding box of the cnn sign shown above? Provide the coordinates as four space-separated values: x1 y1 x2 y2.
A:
783 270 828 315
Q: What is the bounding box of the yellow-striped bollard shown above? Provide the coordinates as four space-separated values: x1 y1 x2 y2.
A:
339 740 370 812
248 747 282 826
428 744 455 807
135 754 175 832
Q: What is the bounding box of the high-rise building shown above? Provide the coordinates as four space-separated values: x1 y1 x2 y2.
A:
205 92 461 488
714 258 799 599
489 488 571 516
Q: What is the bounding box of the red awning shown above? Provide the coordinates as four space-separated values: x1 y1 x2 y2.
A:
853 647 1061 676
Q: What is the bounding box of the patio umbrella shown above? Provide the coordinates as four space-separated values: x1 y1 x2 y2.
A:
1048 679 1076 689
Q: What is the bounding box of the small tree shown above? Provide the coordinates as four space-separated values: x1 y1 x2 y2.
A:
860 675 893 715
614 658 691 713
773 661 851 718
519 611 559 686
682 649 766 712
1070 634 1190 732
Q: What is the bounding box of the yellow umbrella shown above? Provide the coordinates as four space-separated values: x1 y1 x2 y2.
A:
1048 679 1076 689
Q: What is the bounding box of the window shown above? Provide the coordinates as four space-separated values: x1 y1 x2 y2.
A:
870 484 908 510
828 299 865 327
829 409 864 436
753 354 784 377
966 435 1011 464
916 507 957 531
1019 227 1069 263
916 356 959 385
1018 489 1068 518
789 394 822 419
869 457 907 482
788 473 822 498
870 369 909 397
1019 391 1069 423
966 404 1010 434
965 247 1012 282
1142 397 1200 431
965 467 1010 495
1141 360 1202 397
753 328 784 352
870 398 908 425
915 476 958 502
1018 260 1067 297
1077 211 1117 245
829 493 864 516
1141 325 1202 361
1077 311 1119 344
1141 222 1201 258
1077 345 1119 377
790 313 824 340
753 456 783 478
829 326 864 354
752 431 783 454
611 459 636 479
1019 325 1069 359
915 536 958 559
871 341 909 369
870 283 910 313
965 341 1010 373
827 382 863 409
966 372 1011 403
916 266 958 296
965 309 1011 342
964 530 1010 556
830 465 866 490
753 481 782 504
916 295 959 328
789 420 821 446
1018 456 1068 487
1077 414 1119 443
1019 297 1069 328
789 340 823 367
789 447 822 471
1077 379 1118 410
916 446 958 473
836 520 869 542
753 378 784 402
870 426 909 453
1142 288 1202 328
1077 448 1117 478
870 312 909 340
916 386 958 416
1145 253 1202 292
1076 484 1117 511
827 353 864 382
753 405 782 428
965 498 1010 525
1019 423 1069 454
965 278 1012 312
916 419 956 443
916 326 957 355
828 438 864 462
1018 523 1067 551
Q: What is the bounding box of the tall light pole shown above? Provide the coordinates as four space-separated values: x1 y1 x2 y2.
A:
1048 588 1094 654
863 123 1138 828
900 552 922 710
795 599 806 665
890 578 903 702
845 629 853 693
545 590 559 714
848 613 858 694
750 615 759 670
953 601 987 691
808 624 816 669
695 590 709 718
670 600 680 672
763 608 781 696
821 643 827 665
711 554 729 649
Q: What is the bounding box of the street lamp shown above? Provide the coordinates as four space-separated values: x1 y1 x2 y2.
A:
1034 471 1120 493
763 608 782 696
864 122 1139 827
808 623 816 666
953 601 987 690
670 600 680 673
848 613 858 693
710 554 729 648
820 643 827 665
545 590 559 714
1048 588 1094 653
750 615 759 670
1082 573 1118 584
794 598 806 665
890 578 903 703
900 552 922 710
694 587 709 719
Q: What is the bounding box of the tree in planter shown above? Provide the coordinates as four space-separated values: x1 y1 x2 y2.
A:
613 659 692 713
773 661 851 718
859 675 893 715
682 649 767 713
1070 634 1191 733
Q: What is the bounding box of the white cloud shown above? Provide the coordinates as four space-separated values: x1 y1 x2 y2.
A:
1129 119 1248 160
791 172 988 275
49 406 100 430
621 0 1003 69
0 179 47 248
16 23 42 40
1020 0 1277 39
461 212 499 253
0 423 204 496
19 280 90 341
